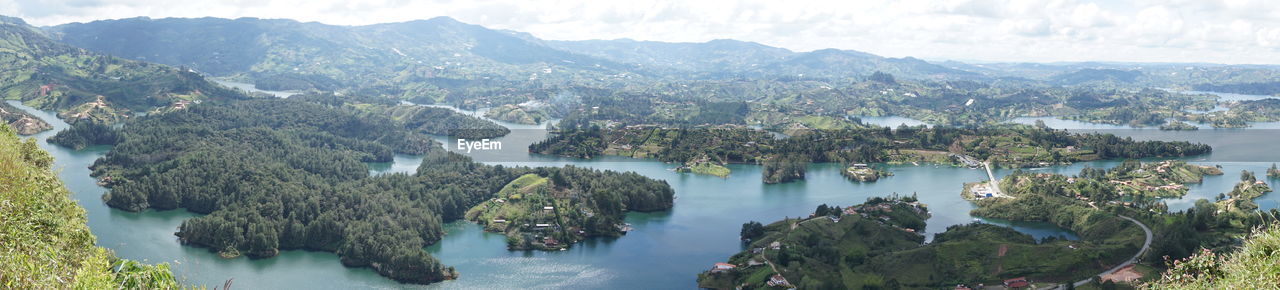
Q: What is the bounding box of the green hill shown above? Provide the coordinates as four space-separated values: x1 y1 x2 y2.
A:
0 124 177 288
0 18 246 124
1144 224 1280 289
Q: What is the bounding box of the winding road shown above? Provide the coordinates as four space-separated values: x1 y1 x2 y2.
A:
1062 215 1153 289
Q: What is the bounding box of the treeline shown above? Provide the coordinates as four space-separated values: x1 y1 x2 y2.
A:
290 92 511 139
532 125 1212 183
75 98 672 284
1194 81 1280 96
252 73 341 91
0 124 178 288
700 195 1123 288
762 154 808 184
47 121 117 150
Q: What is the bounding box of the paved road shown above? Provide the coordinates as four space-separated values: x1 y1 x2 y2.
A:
1063 215 1154 288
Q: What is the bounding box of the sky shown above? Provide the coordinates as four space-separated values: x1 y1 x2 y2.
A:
3 0 1279 64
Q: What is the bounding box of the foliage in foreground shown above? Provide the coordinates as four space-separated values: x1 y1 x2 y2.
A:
0 124 178 288
1144 224 1280 289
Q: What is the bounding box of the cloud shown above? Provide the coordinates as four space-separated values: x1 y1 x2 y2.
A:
2 0 1278 64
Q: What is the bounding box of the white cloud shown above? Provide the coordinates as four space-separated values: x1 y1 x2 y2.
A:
2 0 1279 64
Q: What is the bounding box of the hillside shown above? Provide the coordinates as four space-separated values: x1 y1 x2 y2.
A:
1144 224 1280 289
47 16 629 101
697 194 1139 289
47 16 984 96
0 18 246 124
0 124 177 288
0 101 51 134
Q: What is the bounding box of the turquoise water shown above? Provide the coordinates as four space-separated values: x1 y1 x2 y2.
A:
11 100 1279 289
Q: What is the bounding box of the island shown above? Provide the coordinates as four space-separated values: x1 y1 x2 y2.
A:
51 97 675 284
841 163 892 182
484 104 549 125
1216 171 1274 212
697 193 1142 289
531 125 1213 184
465 170 671 251
1159 120 1200 131
675 160 731 178
1269 163 1280 179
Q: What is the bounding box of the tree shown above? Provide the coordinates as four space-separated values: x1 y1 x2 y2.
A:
740 221 765 241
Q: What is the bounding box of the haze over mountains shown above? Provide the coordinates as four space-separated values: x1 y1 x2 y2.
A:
38 16 1280 91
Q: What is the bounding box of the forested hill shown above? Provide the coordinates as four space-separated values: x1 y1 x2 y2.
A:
0 124 178 288
0 19 248 124
45 16 630 99
47 98 674 284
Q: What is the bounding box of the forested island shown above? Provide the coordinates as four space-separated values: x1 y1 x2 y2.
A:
7 12 1280 289
47 98 674 284
969 160 1222 200
841 163 892 182
466 170 672 250
974 165 1280 284
697 194 1140 289
1159 120 1199 131
701 160 1280 289
531 125 1212 183
484 104 549 125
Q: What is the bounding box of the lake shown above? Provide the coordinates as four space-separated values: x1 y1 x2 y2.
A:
213 79 301 98
10 100 1280 289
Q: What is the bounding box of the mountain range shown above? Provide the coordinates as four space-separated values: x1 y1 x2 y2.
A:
0 16 245 125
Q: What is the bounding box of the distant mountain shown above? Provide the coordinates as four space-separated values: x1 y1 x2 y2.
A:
546 38 793 77
550 39 978 80
1049 68 1143 85
761 49 978 80
47 16 630 99
50 16 982 93
0 18 245 123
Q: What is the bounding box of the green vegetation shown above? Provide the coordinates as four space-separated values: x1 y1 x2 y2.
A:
1215 171 1273 212
50 98 672 284
697 196 928 289
699 194 1137 289
841 164 892 182
1144 224 1280 289
1270 163 1280 179
466 170 671 250
292 92 510 139
484 104 548 125
957 161 1280 282
0 101 50 134
676 161 731 178
47 121 117 150
0 124 178 288
1184 99 1280 128
1193 81 1280 96
533 125 1212 183
762 154 808 184
0 21 246 124
1159 120 1199 131
1102 160 1222 198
